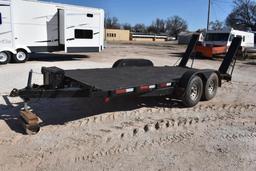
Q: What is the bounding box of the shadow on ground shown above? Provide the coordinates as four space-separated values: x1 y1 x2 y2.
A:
169 52 184 57
0 95 24 134
169 52 223 61
0 95 182 134
245 61 256 65
28 53 90 62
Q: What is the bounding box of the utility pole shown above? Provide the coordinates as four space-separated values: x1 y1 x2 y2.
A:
207 0 211 31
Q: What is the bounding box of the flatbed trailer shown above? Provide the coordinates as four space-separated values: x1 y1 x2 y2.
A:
10 35 242 134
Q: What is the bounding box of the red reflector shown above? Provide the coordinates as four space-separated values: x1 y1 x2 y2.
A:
160 83 167 88
115 89 126 94
140 85 150 91
104 97 110 103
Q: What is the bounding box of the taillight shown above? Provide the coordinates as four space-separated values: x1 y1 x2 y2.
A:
159 82 172 88
139 85 156 92
115 88 135 95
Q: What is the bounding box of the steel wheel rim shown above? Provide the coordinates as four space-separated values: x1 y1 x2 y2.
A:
0 52 8 62
208 80 215 95
16 51 26 61
190 84 199 101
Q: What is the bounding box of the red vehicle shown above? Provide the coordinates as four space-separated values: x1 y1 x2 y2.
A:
195 29 254 58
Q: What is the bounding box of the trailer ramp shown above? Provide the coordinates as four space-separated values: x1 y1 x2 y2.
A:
218 37 242 81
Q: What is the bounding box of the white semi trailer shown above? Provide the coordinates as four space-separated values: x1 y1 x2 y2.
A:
0 0 104 64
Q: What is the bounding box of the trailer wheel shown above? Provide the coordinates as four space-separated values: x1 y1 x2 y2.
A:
13 50 29 63
112 59 154 68
182 75 203 107
0 51 11 65
202 73 218 101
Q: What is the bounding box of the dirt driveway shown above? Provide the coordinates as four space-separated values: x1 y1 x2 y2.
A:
0 42 256 171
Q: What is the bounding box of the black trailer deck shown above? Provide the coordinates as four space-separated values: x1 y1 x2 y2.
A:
65 66 196 91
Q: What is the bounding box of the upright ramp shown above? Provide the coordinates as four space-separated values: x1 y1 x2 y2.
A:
178 34 199 67
218 37 242 81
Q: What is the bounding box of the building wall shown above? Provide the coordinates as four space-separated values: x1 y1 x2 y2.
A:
133 37 154 42
105 29 130 41
155 38 166 42
132 37 166 42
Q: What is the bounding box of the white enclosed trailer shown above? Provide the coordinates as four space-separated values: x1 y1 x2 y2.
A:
0 0 104 64
203 29 254 47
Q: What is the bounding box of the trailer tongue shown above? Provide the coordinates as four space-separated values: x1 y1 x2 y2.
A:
10 36 242 135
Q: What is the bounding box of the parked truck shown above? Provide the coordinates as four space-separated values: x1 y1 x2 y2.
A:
195 29 254 58
0 0 104 65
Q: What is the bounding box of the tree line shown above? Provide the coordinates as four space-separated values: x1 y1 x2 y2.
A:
106 0 256 37
105 16 188 39
209 0 256 31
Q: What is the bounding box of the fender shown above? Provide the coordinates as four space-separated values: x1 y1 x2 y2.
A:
112 59 154 68
179 69 221 88
197 69 222 87
0 47 16 54
175 69 221 98
15 46 32 53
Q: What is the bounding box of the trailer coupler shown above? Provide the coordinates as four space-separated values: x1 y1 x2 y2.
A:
10 88 20 97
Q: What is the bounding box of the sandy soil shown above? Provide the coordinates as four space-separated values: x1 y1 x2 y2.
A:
0 42 256 171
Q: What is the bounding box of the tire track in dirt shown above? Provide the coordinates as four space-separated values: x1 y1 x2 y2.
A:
221 81 256 95
117 113 256 142
222 132 256 141
73 111 256 163
73 131 194 163
0 139 13 145
56 102 256 164
64 103 256 147
73 103 256 127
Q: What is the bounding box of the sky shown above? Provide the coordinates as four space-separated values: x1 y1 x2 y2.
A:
51 0 234 31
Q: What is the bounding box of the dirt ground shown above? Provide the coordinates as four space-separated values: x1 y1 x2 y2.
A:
0 42 256 171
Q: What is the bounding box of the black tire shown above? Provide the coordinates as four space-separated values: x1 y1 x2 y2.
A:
112 59 154 68
12 50 29 63
202 73 218 101
0 51 11 65
182 76 203 107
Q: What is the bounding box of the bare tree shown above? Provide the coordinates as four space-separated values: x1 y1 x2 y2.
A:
133 24 147 33
147 25 158 34
105 15 188 36
148 18 166 34
122 23 132 30
226 0 256 31
166 16 188 39
156 18 166 33
209 20 225 30
105 16 121 29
